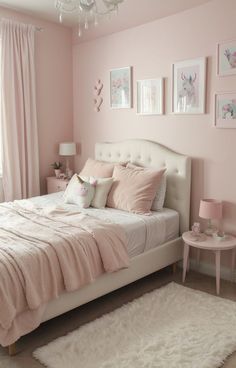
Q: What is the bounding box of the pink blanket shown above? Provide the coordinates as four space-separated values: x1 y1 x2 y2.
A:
0 202 129 346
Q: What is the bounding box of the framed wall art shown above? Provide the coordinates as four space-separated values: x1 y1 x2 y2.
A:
110 66 132 109
217 40 236 76
214 92 236 128
172 57 206 114
137 78 164 115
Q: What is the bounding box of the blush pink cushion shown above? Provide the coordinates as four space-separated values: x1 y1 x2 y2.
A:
79 158 115 178
126 163 167 211
107 165 165 215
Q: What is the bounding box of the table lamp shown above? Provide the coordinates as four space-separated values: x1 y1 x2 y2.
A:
199 199 222 235
59 142 76 178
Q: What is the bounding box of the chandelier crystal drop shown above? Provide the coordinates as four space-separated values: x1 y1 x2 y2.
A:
55 0 124 36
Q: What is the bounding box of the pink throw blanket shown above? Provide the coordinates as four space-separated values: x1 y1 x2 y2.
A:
0 202 129 346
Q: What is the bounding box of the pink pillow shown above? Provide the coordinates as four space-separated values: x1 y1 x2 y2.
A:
107 165 165 215
126 163 167 211
79 158 115 178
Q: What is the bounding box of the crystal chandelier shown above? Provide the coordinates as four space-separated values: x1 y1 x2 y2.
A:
55 0 124 36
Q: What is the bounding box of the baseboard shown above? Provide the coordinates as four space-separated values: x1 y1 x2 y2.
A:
178 259 235 283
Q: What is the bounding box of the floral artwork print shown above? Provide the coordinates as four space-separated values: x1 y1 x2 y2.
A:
219 99 236 119
110 67 131 108
224 49 236 69
218 40 236 76
215 93 236 128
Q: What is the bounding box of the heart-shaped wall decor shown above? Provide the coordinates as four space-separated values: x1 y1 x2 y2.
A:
94 79 103 112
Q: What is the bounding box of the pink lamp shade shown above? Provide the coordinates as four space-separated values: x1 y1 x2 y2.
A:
199 199 222 220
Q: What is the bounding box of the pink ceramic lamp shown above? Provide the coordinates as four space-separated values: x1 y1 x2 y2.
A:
199 199 222 235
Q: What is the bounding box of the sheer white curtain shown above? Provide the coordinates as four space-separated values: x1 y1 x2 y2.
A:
0 19 40 201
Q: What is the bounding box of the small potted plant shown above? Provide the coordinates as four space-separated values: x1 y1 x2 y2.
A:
51 162 63 178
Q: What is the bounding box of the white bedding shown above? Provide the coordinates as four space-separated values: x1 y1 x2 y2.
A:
29 192 179 258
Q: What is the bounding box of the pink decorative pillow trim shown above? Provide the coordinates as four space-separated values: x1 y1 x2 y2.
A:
107 165 166 215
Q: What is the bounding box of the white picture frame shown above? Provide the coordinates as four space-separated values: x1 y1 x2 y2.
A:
137 78 164 115
110 66 132 109
214 92 236 128
172 57 206 114
217 40 236 76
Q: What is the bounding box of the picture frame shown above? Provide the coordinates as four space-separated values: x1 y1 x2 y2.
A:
217 40 236 76
172 57 206 114
214 92 236 128
110 66 132 109
137 78 164 115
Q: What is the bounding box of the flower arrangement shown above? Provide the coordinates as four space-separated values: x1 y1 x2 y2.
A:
50 162 62 170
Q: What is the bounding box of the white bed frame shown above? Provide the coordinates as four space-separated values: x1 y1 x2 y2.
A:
7 140 191 353
41 139 191 323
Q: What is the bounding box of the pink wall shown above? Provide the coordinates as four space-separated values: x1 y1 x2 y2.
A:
0 7 73 193
73 0 236 266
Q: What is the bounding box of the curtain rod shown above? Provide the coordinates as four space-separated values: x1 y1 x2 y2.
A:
0 18 44 32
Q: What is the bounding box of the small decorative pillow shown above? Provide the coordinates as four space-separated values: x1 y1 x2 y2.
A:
151 174 167 211
64 174 96 208
107 165 166 215
126 163 167 211
79 158 115 178
81 176 113 208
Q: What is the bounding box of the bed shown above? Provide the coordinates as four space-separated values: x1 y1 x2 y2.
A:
3 139 191 354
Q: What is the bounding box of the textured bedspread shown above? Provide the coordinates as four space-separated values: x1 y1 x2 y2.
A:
0 201 129 346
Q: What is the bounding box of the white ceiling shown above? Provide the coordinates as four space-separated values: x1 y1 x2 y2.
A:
0 0 212 42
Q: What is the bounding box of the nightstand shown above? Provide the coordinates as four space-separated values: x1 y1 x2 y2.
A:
182 231 236 295
46 177 69 194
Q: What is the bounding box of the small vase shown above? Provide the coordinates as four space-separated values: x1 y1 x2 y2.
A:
54 169 61 178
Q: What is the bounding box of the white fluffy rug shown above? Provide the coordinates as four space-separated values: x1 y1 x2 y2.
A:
33 283 236 368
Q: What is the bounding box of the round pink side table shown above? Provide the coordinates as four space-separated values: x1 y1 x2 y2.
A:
182 231 236 295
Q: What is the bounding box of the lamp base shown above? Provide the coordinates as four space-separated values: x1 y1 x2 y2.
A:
204 219 217 236
65 158 73 179
66 169 73 179
204 227 216 236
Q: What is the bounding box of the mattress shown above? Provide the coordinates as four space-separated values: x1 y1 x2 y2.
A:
29 192 179 258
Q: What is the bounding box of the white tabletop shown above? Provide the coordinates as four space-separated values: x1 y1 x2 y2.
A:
182 231 236 251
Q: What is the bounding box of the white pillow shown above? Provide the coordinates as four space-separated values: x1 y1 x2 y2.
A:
81 176 113 208
151 173 167 211
63 174 96 208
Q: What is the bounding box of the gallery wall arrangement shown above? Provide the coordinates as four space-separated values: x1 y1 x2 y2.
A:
103 38 236 129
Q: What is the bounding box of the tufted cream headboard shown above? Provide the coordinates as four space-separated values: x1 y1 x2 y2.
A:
95 139 191 234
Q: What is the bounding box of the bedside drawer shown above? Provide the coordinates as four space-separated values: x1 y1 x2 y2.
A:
46 177 69 194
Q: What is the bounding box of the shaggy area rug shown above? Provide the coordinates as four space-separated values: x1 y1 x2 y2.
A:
33 282 236 368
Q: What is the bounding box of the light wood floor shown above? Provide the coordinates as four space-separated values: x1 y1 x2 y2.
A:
1 268 236 368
